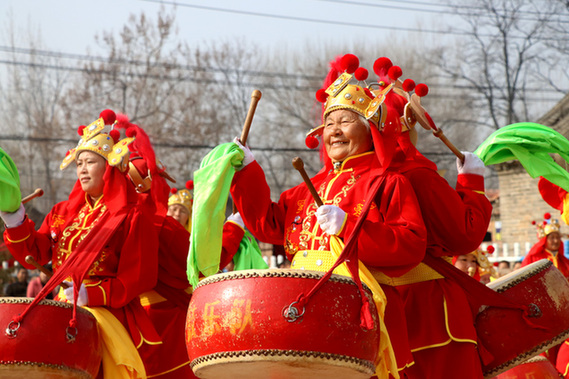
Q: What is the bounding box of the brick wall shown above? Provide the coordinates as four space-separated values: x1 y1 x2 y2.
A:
494 94 569 254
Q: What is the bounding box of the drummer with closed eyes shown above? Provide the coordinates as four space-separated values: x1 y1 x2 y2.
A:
230 54 428 378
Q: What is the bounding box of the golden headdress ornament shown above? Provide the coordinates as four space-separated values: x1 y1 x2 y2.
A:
533 212 561 239
60 109 134 172
473 245 497 277
306 54 392 148
168 180 194 213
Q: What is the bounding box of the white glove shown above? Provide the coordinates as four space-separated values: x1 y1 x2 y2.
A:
457 152 485 176
227 212 245 229
0 203 26 228
63 281 89 307
316 205 346 236
233 137 255 168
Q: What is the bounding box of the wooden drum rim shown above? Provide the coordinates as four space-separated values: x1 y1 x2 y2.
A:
190 348 376 375
487 259 552 293
0 361 93 379
0 297 95 317
195 268 372 293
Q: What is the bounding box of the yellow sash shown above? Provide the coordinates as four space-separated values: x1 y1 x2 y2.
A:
329 236 399 379
84 306 147 379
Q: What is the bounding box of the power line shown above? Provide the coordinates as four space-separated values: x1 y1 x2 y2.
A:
140 0 569 40
318 0 569 21
1 46 567 96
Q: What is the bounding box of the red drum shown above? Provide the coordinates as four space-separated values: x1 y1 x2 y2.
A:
186 269 380 379
476 259 569 378
494 355 562 378
0 297 101 378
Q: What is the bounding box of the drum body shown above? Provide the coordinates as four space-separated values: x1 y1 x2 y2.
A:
186 269 380 379
494 355 561 379
477 259 569 378
0 297 101 379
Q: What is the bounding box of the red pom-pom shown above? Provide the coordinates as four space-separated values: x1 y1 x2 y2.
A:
125 127 137 138
340 54 359 74
109 129 120 143
493 262 499 266
315 89 329 103
77 125 86 136
388 66 402 81
186 180 194 191
487 245 495 254
531 220 536 225
305 135 319 149
543 221 548 225
354 67 369 81
99 109 116 125
402 79 416 92
170 188 178 194
373 57 393 76
415 83 429 97
544 212 551 220
363 88 374 99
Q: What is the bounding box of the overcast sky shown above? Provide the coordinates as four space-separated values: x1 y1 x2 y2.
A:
1 0 446 55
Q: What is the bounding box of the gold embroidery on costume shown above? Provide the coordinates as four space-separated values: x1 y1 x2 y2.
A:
51 214 66 228
55 202 107 270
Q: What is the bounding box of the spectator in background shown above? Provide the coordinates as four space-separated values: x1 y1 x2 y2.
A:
497 260 512 278
513 260 522 271
5 267 28 297
27 263 58 299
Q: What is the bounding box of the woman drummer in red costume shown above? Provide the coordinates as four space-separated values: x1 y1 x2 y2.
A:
0 110 161 378
230 54 427 378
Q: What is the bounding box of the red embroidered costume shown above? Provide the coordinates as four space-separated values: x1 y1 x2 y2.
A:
231 54 428 376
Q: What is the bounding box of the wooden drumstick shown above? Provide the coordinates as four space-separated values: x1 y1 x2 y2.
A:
432 129 465 162
233 89 263 214
292 157 323 207
22 188 44 204
240 89 262 144
409 94 465 163
25 255 69 289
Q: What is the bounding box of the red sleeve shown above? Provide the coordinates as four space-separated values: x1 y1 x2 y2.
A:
4 204 64 268
230 161 288 245
219 221 245 269
346 174 427 277
86 208 159 308
401 169 492 256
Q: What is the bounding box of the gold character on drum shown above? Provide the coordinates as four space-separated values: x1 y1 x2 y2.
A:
1 109 162 379
230 54 428 379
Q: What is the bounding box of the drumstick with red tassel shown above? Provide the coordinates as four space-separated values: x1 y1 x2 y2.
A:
292 157 323 206
25 255 69 289
233 89 262 213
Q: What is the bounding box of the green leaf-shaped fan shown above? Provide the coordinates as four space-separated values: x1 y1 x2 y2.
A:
0 147 21 212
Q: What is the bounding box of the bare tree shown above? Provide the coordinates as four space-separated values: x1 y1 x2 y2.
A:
435 0 566 132
0 15 74 216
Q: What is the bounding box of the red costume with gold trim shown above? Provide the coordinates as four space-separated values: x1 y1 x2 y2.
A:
392 135 492 379
231 152 427 372
3 180 161 351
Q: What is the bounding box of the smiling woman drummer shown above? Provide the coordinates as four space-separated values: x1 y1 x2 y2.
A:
230 54 427 378
0 110 161 378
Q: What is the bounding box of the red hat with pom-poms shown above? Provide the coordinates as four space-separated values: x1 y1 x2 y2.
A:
306 53 383 144
533 212 561 239
60 109 135 172
168 180 194 227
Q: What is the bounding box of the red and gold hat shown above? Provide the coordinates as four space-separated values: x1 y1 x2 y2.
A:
168 181 194 214
475 245 496 277
533 213 561 239
306 54 392 144
60 109 134 172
